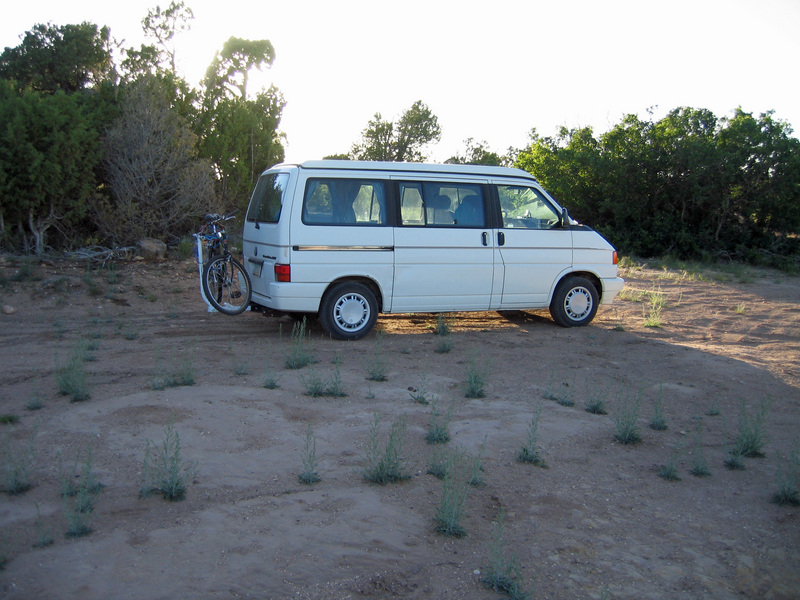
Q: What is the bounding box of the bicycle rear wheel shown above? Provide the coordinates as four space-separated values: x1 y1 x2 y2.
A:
202 255 252 315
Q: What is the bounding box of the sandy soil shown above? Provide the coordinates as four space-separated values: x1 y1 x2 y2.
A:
0 255 798 600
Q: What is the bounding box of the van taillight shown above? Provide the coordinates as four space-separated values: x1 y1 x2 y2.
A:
612 251 618 265
274 264 291 282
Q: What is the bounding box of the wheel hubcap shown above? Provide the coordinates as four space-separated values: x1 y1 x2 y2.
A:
335 294 369 330
565 287 592 320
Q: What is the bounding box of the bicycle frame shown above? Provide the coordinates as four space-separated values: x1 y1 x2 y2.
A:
194 214 230 313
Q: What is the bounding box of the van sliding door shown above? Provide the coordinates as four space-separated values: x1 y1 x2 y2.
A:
391 180 496 313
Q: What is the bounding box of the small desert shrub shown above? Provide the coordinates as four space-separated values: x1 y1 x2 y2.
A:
152 350 196 390
517 406 547 467
63 491 93 538
362 414 410 485
33 502 54 548
649 387 668 431
658 445 683 481
464 354 489 399
55 346 91 402
285 318 316 369
2 426 37 495
434 457 470 538
302 366 346 398
140 422 196 501
731 398 771 458
468 438 488 488
772 450 800 506
481 510 532 600
409 373 434 405
425 400 453 444
298 423 321 485
434 336 453 354
263 367 280 389
585 387 609 415
613 389 642 445
724 451 746 471
689 425 711 477
435 313 452 336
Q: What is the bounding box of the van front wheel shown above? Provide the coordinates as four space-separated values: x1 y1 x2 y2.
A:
319 282 378 340
549 276 599 327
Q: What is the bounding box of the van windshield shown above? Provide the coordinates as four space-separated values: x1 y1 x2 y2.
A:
247 172 288 223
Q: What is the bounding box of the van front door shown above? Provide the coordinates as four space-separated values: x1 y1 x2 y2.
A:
391 181 497 313
493 184 573 307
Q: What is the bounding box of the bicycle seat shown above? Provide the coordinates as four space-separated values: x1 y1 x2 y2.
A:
205 213 221 223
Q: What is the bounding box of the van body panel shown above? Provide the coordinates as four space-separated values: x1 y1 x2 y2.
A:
495 229 574 307
392 227 494 312
242 160 624 337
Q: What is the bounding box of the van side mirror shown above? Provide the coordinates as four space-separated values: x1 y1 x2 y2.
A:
560 207 570 228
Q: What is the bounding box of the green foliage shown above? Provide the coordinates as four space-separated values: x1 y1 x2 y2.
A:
348 100 441 162
464 354 489 399
0 22 113 92
298 423 321 485
517 406 547 467
285 318 316 369
2 426 37 495
0 81 105 253
140 422 195 501
613 390 642 445
362 413 410 485
425 400 453 445
731 398 771 458
434 461 470 538
516 108 800 267
481 511 532 600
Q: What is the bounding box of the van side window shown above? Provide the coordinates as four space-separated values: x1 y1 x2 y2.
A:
246 172 288 223
399 182 485 227
497 185 560 229
302 179 387 225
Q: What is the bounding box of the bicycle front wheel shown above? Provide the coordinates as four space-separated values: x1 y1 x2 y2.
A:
202 256 252 315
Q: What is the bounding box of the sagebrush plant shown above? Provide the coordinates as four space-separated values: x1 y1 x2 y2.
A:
285 318 316 369
365 331 388 381
263 366 281 389
481 510 532 600
33 502 54 548
427 446 463 480
658 444 683 481
298 423 321 485
302 366 346 398
464 354 489 399
2 425 37 495
649 386 668 431
731 397 771 458
435 313 452 336
517 406 547 467
468 437 488 487
772 450 800 506
152 348 196 390
140 422 196 501
409 373 434 405
613 389 643 445
425 399 453 444
434 456 470 538
55 345 91 402
585 386 609 415
689 424 711 477
362 413 410 485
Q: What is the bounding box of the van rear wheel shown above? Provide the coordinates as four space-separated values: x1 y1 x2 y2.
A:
549 276 598 327
319 282 378 340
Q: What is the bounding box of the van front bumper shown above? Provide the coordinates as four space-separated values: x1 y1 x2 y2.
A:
601 277 625 304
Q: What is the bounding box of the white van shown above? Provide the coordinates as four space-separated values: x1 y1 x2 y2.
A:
243 160 624 340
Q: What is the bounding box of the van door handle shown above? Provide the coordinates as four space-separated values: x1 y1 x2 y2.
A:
481 232 488 246
498 232 505 246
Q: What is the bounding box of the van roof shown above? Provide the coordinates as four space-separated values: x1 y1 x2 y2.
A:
269 160 538 181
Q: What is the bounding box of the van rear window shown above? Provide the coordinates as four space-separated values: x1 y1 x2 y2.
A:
303 179 387 225
247 173 288 223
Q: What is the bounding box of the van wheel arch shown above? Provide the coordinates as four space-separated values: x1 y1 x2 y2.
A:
319 279 382 340
549 274 600 327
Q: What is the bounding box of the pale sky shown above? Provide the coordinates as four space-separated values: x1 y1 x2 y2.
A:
3 0 799 164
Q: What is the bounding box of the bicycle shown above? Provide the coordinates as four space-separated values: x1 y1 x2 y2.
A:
194 212 252 315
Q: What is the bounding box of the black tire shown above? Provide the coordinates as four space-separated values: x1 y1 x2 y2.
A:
319 282 378 340
202 256 252 315
549 276 599 327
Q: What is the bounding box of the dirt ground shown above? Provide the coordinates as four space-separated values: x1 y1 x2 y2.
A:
0 254 798 600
